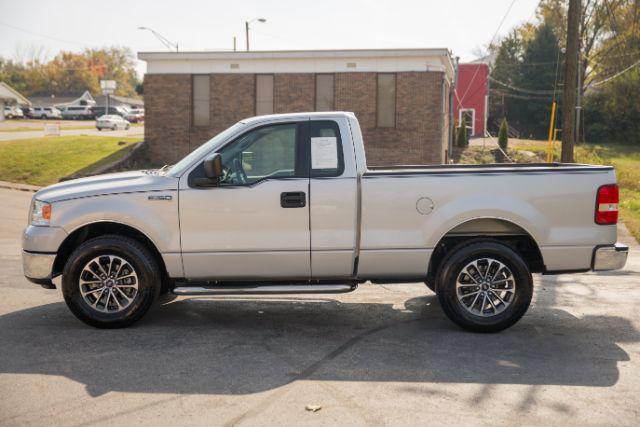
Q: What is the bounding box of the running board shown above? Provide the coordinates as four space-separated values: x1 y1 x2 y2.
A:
172 283 357 296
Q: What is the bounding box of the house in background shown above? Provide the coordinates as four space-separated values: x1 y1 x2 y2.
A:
28 91 143 110
138 48 454 166
453 63 489 137
28 91 94 108
94 95 144 110
0 82 31 121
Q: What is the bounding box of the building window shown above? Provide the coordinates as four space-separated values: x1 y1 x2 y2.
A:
256 74 274 115
192 75 210 127
460 108 475 136
315 74 334 111
377 73 396 128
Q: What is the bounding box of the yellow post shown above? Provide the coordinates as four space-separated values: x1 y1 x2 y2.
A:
546 101 557 163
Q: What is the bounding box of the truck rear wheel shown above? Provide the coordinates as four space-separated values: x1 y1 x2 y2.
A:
435 241 533 332
61 235 161 328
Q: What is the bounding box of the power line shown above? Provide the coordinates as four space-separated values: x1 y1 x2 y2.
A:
0 21 92 47
458 0 518 104
489 76 559 94
490 89 554 100
590 58 640 86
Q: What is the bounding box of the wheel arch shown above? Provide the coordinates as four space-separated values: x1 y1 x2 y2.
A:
427 217 544 282
52 221 169 281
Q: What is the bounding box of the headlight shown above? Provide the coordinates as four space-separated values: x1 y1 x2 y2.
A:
31 200 52 226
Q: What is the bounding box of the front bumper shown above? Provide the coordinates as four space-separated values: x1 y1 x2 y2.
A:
22 250 56 284
592 243 629 271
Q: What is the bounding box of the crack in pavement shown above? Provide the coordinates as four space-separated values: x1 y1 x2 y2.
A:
224 318 419 426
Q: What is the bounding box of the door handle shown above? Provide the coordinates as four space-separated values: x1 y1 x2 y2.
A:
280 192 306 208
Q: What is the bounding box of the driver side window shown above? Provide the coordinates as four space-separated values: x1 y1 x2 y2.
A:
219 123 298 185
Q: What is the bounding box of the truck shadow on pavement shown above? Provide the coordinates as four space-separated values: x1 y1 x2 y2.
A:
0 292 637 397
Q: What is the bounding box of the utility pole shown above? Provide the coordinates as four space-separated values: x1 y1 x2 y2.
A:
561 0 581 163
575 51 582 145
245 18 266 52
245 21 250 51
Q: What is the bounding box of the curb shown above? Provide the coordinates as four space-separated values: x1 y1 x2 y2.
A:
60 140 145 182
0 180 41 193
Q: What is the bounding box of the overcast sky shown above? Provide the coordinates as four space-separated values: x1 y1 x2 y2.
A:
0 0 541 75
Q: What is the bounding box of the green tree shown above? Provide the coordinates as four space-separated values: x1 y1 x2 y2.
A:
584 0 640 143
498 118 509 151
456 124 468 148
0 46 140 98
514 23 561 139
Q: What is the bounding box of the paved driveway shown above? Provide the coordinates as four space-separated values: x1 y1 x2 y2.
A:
0 188 639 426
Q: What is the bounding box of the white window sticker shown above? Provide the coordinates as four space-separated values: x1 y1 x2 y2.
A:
311 137 338 169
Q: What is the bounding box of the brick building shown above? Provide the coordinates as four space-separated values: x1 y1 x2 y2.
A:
138 49 454 166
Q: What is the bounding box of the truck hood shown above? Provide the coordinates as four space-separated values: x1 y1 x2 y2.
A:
35 170 179 203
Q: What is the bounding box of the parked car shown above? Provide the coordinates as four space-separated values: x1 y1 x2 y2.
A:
125 107 144 123
90 106 128 118
22 112 628 330
59 105 94 120
3 105 24 119
95 114 130 130
30 106 62 119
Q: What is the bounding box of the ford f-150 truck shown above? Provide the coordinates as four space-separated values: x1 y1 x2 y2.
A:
22 112 628 331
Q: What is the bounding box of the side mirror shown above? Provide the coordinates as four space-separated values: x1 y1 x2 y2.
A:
193 153 224 187
204 153 223 179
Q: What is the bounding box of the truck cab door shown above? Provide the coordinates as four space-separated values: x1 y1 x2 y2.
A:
307 119 359 278
178 121 311 280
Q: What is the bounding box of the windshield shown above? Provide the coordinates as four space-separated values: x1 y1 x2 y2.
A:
166 122 246 177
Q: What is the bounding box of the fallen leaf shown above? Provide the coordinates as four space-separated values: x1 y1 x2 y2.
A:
305 405 322 413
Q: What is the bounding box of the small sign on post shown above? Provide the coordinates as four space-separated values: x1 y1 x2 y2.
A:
44 123 60 136
100 80 116 95
100 80 117 116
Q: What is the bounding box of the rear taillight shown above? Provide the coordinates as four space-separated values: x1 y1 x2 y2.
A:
595 184 619 225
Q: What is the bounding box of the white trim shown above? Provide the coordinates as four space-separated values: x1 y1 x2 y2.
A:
459 108 475 136
0 82 31 106
138 48 454 80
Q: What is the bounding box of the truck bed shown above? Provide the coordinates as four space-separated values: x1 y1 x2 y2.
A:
365 163 614 176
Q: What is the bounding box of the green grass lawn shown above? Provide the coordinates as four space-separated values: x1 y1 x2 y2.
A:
0 136 141 186
461 140 640 242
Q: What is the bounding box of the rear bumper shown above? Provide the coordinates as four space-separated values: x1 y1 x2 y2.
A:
592 243 629 271
22 250 56 283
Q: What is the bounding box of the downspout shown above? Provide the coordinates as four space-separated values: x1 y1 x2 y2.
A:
448 56 460 162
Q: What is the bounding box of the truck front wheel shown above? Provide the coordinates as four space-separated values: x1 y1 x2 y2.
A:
435 241 533 332
61 235 161 328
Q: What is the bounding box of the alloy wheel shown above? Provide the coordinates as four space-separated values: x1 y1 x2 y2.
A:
78 255 139 313
455 258 516 317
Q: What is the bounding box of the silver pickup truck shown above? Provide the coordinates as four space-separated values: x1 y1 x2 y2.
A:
22 112 628 331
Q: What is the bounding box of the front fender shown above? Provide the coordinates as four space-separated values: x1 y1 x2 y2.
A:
51 191 180 253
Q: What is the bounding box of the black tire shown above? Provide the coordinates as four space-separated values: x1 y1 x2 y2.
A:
435 240 533 333
425 281 436 293
61 235 161 328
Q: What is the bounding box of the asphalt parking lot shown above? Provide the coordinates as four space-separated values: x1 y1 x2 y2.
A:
1 187 639 426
